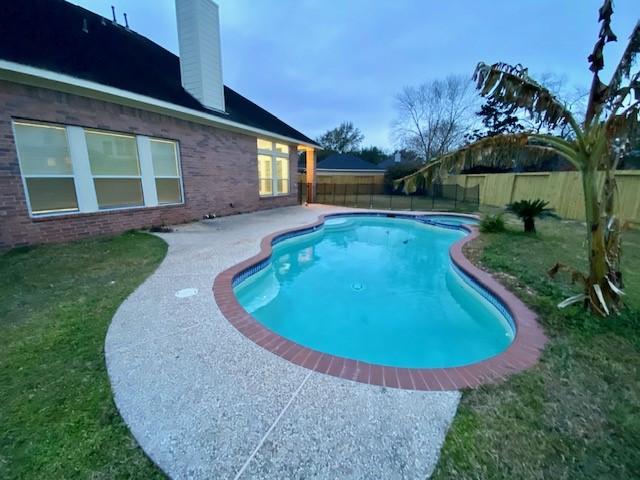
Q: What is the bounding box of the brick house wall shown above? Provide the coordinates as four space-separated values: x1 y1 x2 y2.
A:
0 80 299 248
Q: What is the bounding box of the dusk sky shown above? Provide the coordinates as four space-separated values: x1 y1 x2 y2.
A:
68 1 638 149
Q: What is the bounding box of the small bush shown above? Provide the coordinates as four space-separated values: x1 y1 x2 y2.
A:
480 214 506 233
506 198 558 233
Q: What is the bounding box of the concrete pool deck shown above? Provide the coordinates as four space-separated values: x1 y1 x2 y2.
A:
105 205 461 479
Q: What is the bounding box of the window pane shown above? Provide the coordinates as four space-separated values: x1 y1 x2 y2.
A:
276 157 289 180
258 154 273 196
276 179 289 194
94 178 143 209
257 138 272 150
259 179 273 196
275 143 289 154
150 140 179 177
86 131 140 176
155 178 182 204
14 123 73 175
25 178 78 214
258 154 272 179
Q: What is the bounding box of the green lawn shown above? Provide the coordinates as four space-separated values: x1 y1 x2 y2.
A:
433 216 640 479
0 232 167 479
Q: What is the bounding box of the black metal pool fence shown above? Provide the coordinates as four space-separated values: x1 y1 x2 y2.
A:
298 182 480 212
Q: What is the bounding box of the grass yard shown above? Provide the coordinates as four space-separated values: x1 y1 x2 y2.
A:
0 231 167 479
433 216 640 479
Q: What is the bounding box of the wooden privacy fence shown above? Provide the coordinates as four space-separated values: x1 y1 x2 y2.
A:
444 170 640 225
298 173 385 185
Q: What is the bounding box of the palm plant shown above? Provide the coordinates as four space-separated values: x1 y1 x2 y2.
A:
396 1 639 315
506 199 557 233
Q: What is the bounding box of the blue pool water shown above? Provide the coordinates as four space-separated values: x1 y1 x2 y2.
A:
234 215 513 368
423 215 480 227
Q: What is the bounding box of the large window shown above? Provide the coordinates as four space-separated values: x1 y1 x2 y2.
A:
13 122 79 214
257 139 289 196
85 130 144 209
13 121 184 216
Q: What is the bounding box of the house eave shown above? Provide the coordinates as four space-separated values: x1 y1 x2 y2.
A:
0 60 321 149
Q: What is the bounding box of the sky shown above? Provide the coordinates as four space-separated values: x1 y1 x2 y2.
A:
68 0 638 149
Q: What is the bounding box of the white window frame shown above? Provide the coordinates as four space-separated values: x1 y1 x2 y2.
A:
257 139 290 197
12 120 185 217
12 121 80 215
148 138 185 206
85 129 145 211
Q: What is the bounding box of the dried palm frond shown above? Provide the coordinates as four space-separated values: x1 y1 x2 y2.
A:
394 133 570 194
606 105 640 152
558 294 588 309
473 62 580 133
607 21 640 110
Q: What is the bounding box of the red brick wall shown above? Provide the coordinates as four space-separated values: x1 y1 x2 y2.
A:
0 80 299 248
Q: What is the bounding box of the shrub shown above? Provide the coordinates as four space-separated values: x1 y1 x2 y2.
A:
506 199 558 233
480 214 506 233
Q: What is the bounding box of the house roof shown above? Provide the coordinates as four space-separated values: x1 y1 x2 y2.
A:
0 0 316 146
316 153 386 171
377 157 398 169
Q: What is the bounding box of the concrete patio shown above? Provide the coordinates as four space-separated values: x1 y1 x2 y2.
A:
105 205 460 479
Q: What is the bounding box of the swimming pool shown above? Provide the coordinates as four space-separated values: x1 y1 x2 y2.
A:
233 214 514 369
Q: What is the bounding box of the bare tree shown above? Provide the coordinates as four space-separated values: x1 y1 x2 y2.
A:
392 75 477 162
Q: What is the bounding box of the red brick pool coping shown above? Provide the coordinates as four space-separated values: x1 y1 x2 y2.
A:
213 212 547 391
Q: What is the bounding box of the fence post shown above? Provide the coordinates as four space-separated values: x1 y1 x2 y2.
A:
356 183 360 207
454 184 458 209
343 184 347 206
509 174 517 204
370 185 373 209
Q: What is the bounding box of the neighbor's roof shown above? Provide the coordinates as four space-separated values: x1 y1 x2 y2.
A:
376 157 398 169
317 153 386 171
0 0 316 146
